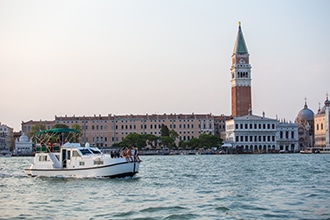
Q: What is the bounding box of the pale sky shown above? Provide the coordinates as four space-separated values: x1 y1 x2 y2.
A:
0 0 329 131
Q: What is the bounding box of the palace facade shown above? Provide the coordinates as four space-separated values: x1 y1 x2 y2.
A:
22 114 230 147
224 110 298 153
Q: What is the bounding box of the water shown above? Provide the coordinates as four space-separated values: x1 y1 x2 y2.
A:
1 154 330 220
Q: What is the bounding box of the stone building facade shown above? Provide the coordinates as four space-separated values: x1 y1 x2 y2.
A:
0 123 14 151
22 113 225 147
224 111 298 153
314 95 330 149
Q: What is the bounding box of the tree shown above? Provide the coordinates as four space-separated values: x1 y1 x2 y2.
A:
53 124 69 129
143 134 159 148
169 129 179 140
71 124 82 133
187 137 200 149
71 124 82 142
178 140 188 149
29 123 46 139
199 133 222 148
120 133 147 149
160 124 170 137
160 136 174 149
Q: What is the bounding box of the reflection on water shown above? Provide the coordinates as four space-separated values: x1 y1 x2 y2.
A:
1 154 330 219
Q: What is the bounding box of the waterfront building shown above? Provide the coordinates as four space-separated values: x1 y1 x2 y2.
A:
22 113 218 147
214 115 233 140
22 120 55 136
314 95 330 149
14 133 33 156
296 100 314 149
0 123 14 151
230 22 252 117
224 110 298 153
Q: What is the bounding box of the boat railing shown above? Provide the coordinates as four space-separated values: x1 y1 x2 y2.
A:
35 144 61 153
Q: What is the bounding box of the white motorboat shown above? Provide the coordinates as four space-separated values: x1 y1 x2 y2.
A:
24 128 141 178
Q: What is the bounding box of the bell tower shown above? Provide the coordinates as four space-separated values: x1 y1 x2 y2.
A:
230 22 252 117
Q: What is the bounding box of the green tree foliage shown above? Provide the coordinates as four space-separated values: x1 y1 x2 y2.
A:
71 124 82 133
187 137 200 149
53 124 69 129
160 136 175 149
169 129 179 140
160 124 170 137
71 124 82 142
159 124 177 148
119 133 159 149
144 134 159 148
198 133 222 148
29 123 46 139
178 140 188 149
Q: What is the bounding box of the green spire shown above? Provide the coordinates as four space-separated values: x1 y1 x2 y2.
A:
233 22 248 55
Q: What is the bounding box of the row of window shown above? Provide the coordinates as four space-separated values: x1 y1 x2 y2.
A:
279 131 295 139
86 123 213 130
234 123 276 130
89 134 196 144
59 119 213 124
236 135 276 143
316 123 324 130
237 72 249 78
235 131 295 143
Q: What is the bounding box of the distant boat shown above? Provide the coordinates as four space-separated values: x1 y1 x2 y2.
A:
300 149 312 154
320 148 330 154
24 128 141 178
0 150 12 157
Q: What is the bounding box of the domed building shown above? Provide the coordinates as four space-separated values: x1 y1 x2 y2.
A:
14 132 33 156
314 95 330 149
296 100 314 150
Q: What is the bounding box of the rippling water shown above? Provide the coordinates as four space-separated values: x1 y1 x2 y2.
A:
1 154 330 219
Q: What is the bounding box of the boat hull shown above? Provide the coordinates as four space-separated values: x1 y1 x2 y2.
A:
25 161 140 178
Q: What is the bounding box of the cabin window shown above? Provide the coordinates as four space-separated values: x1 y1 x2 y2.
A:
72 150 80 157
90 148 101 154
39 155 47 161
79 161 85 166
80 149 92 155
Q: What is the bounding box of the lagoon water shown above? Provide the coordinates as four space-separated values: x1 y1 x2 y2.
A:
1 154 330 219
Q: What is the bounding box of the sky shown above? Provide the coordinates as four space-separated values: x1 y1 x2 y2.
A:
0 0 329 131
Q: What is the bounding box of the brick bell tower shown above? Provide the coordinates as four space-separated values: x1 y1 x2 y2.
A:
230 22 252 117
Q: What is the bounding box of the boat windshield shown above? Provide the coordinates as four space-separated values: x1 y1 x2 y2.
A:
79 149 93 155
90 148 102 154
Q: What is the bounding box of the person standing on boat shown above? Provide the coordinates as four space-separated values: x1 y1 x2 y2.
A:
131 146 141 162
130 146 135 161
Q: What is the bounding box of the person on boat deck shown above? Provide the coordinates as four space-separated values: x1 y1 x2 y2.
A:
131 146 141 162
127 147 133 162
47 141 53 152
121 147 129 162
